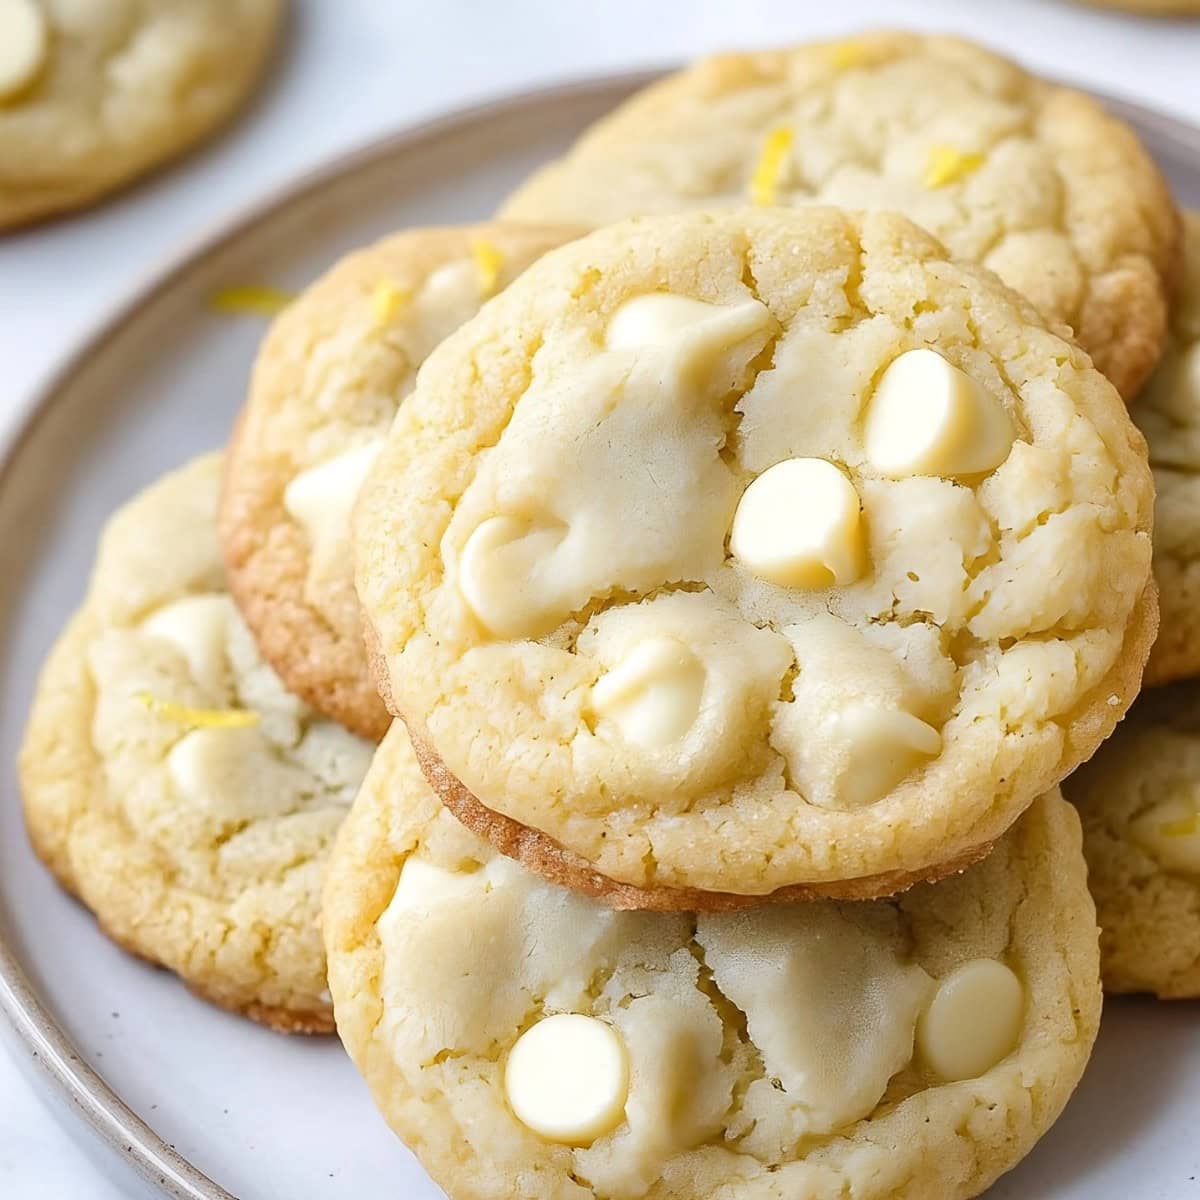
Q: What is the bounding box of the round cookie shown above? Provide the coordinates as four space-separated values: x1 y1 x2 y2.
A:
0 0 283 231
20 454 373 1033
1134 211 1200 684
1064 680 1200 997
354 206 1156 905
219 223 580 740
500 32 1181 400
325 724 1102 1200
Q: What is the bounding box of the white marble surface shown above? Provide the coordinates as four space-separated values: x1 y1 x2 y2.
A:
0 0 1197 1195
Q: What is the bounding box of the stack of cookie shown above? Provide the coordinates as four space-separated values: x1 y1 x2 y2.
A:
20 32 1197 1200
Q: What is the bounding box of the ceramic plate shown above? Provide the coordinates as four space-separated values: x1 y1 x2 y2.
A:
1 73 1198 1200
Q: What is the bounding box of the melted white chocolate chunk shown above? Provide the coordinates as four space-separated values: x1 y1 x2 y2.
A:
1130 794 1200 873
917 959 1024 1082
605 292 769 350
505 1013 629 1145
865 349 1014 478
142 594 234 697
605 292 771 378
283 439 383 558
391 855 474 907
456 515 568 638
0 0 47 101
825 704 942 808
697 905 931 1142
730 457 865 588
591 637 705 747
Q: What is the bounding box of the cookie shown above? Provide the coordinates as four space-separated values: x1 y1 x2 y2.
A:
20 454 373 1033
353 207 1156 905
500 32 1181 400
325 724 1102 1200
1135 212 1200 684
0 0 283 231
219 223 580 740
1063 680 1200 997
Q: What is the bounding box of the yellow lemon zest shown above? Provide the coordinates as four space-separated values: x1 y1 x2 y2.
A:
1160 813 1200 838
923 145 985 190
370 280 411 326
210 285 295 317
825 40 871 70
137 693 260 730
470 238 505 297
750 127 794 207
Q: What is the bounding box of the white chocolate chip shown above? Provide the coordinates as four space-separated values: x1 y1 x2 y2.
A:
865 348 1014 479
456 515 567 638
504 1013 629 1145
0 0 48 102
142 594 235 697
283 439 383 559
417 259 497 336
166 726 266 805
917 959 1024 1082
605 293 771 375
1130 794 1200 873
827 703 942 808
165 722 341 820
591 637 705 747
729 457 865 588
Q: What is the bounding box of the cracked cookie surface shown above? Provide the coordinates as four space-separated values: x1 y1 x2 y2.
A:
1135 212 1200 684
0 0 283 230
219 223 580 740
324 724 1101 1200
1064 680 1200 997
500 32 1180 400
20 454 373 1032
354 207 1156 903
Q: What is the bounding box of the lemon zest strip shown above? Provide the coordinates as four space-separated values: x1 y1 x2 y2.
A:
137 692 260 730
923 145 985 190
750 127 794 207
210 285 296 317
470 238 505 298
1160 814 1200 838
825 40 870 70
371 280 411 326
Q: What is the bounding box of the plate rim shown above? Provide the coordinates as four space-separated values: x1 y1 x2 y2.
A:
0 67 1198 1200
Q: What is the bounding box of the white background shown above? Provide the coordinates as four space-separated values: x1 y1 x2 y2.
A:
0 0 1197 1194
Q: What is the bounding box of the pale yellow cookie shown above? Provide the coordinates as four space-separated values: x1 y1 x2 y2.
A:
354 207 1156 904
1136 212 1200 684
325 725 1102 1200
20 455 373 1032
219 223 580 740
501 32 1181 400
0 0 283 231
1064 680 1200 997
